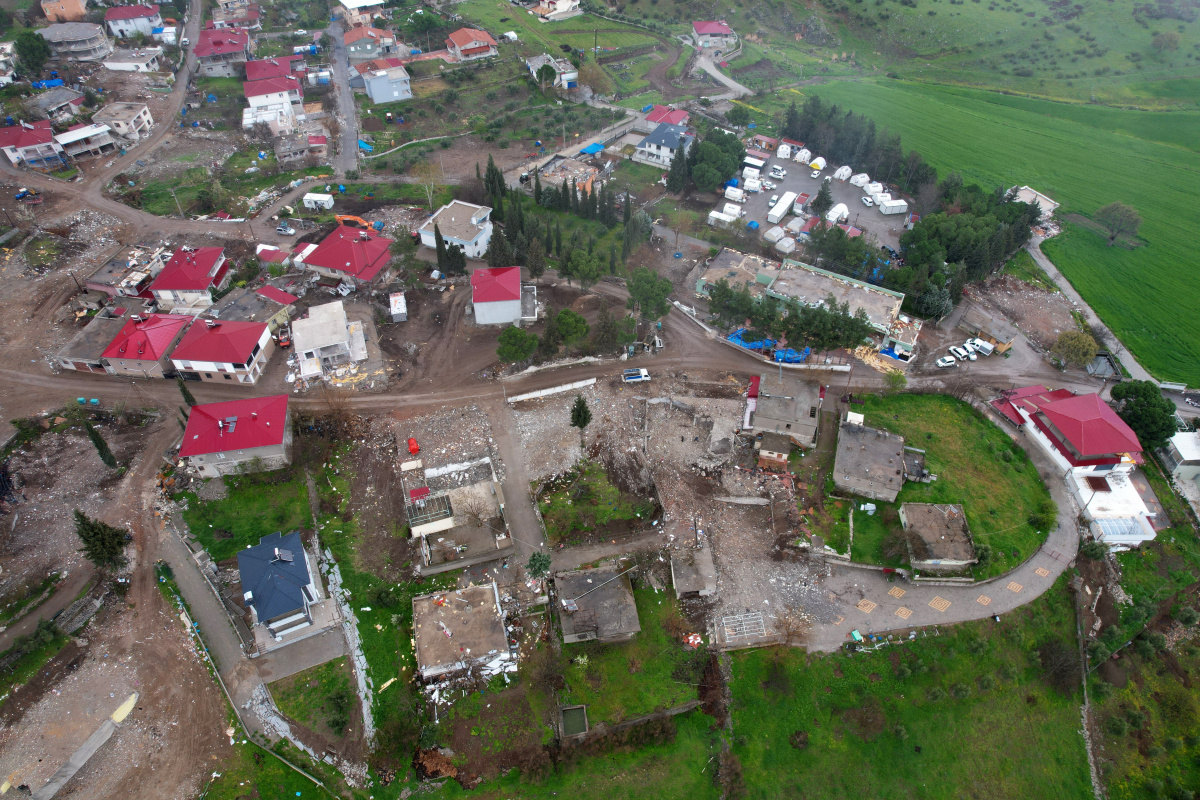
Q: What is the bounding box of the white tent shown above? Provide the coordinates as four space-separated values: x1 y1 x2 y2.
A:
722 202 743 217
865 182 884 195
809 156 827 171
872 192 892 204
707 210 735 229
794 148 812 164
849 173 870 187
833 165 852 181
785 217 806 234
825 203 849 223
763 225 786 244
774 237 797 254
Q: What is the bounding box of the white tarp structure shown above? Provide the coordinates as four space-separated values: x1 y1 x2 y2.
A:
826 203 849 223
785 217 806 234
794 148 812 164
865 182 883 195
850 173 869 187
774 237 797 254
724 186 745 202
833 165 852 181
707 210 735 229
809 156 827 170
744 178 762 193
763 225 786 243
303 192 334 209
776 143 791 160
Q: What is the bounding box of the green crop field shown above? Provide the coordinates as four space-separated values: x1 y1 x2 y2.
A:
459 1 657 54
777 79 1200 386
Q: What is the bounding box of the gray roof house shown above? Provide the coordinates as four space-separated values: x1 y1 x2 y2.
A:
832 418 907 502
633 122 693 168
237 531 317 639
362 63 411 104
556 564 641 644
750 374 821 446
30 86 84 122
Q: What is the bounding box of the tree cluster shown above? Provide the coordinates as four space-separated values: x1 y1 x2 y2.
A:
687 129 746 193
706 279 876 353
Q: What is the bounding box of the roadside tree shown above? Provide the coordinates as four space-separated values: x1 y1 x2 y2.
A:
570 394 591 452
496 327 538 363
1111 380 1176 449
1051 329 1099 368
74 510 128 570
626 266 672 319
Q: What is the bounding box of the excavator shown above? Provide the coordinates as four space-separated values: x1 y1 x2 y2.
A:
335 214 384 232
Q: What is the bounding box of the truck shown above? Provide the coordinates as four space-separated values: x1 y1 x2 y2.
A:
767 191 797 225
792 192 810 215
621 368 651 383
879 199 908 215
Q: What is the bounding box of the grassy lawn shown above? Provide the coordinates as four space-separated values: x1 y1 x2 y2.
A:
786 79 1200 386
0 621 69 703
24 235 61 270
1090 628 1200 800
559 588 701 726
0 574 59 625
271 658 356 739
179 469 312 562
459 1 658 54
849 394 1054 578
1114 531 1200 628
201 740 329 800
1001 248 1058 293
538 460 656 545
730 575 1091 800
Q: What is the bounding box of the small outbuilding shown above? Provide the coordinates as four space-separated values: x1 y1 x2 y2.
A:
756 432 793 470
302 192 334 210
900 503 977 572
670 544 716 599
556 564 641 644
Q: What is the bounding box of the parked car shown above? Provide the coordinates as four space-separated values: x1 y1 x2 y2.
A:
276 224 296 235
622 368 651 383
762 180 776 191
810 170 821 179
936 356 958 369
296 29 308 35
949 345 969 361
960 342 979 361
861 196 874 207
769 195 779 206
180 36 189 47
769 167 786 178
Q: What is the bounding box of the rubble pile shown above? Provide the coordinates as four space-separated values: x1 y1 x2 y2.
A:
394 405 505 482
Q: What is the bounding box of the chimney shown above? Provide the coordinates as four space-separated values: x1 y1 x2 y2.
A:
251 411 257 420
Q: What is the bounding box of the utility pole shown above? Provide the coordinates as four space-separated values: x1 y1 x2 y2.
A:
169 188 183 217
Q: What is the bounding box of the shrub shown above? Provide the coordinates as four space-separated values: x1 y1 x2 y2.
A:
951 683 971 700
927 686 946 701
1107 716 1128 736
1126 708 1146 729
1080 540 1109 560
1177 606 1199 626
1164 737 1183 752
1037 639 1080 695
978 674 996 691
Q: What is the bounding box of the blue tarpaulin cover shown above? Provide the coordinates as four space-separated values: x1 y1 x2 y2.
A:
579 142 603 155
726 329 810 363
746 220 759 230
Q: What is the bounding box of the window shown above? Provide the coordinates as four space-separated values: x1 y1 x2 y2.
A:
224 374 232 380
809 407 817 418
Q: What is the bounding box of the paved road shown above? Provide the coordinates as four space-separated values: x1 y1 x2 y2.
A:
326 19 360 178
1028 239 1154 383
693 54 752 98
809 399 1080 651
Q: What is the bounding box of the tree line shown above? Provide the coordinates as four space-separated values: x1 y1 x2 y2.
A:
706 280 877 353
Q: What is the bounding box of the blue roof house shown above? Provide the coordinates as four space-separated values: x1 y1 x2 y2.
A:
237 531 317 640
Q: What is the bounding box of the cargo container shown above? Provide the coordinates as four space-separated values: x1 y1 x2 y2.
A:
879 199 908 215
767 191 797 224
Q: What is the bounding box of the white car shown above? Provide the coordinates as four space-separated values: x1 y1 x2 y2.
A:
762 180 776 191
769 168 786 178
949 345 969 361
810 170 821 179
769 194 779 206
296 29 308 35
960 342 979 361
936 356 957 369
861 196 874 207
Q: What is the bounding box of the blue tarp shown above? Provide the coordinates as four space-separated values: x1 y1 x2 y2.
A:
746 220 759 230
579 142 603 155
31 79 64 89
725 178 738 188
641 104 653 112
747 122 757 129
357 140 373 152
727 329 809 363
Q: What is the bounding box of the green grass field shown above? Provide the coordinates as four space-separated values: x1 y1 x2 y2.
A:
180 470 312 562
459 1 658 54
730 575 1092 800
848 394 1053 578
784 79 1200 386
271 658 356 739
539 461 656 544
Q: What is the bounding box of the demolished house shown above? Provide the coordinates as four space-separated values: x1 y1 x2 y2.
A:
412 583 514 681
556 564 641 644
900 503 977 572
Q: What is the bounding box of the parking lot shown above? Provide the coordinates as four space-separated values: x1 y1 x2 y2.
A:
725 156 904 252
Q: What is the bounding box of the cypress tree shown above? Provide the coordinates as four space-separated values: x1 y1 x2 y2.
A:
554 221 563 257
434 223 447 270
176 377 197 407
73 509 129 570
84 421 116 468
533 170 542 205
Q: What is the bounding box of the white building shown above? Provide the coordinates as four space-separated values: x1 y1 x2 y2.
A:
92 102 154 139
525 53 578 90
418 200 493 259
471 266 521 325
632 122 693 167
104 4 164 38
1161 431 1200 486
291 300 368 379
103 47 164 72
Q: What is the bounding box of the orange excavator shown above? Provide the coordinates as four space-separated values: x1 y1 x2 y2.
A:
335 214 384 232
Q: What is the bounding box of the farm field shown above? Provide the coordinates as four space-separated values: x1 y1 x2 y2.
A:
789 79 1200 386
729 576 1092 800
459 1 659 54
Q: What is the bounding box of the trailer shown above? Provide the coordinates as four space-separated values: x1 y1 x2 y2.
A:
826 202 849 223
792 192 810 215
302 192 335 210
879 199 908 215
767 191 797 224
865 181 883 195
707 210 736 229
744 178 762 193
722 202 743 218
742 156 766 173
742 166 760 181
724 186 746 203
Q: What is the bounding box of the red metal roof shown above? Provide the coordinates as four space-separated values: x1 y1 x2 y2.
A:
307 134 327 145
745 148 771 161
353 57 406 75
1039 393 1142 456
781 137 805 148
0 122 55 150
692 20 734 35
302 226 393 282
646 105 689 126
171 319 268 364
150 247 226 292
747 375 760 399
244 55 302 81
195 28 249 58
178 394 289 457
256 247 288 263
256 285 298 304
345 25 391 45
102 313 190 361
446 27 496 50
105 4 160 20
471 266 521 304
243 75 301 98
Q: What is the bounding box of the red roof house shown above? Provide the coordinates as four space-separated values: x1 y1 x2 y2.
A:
645 105 689 126
105 4 160 20
0 121 63 168
149 247 229 310
178 395 291 477
692 20 734 36
196 28 250 57
244 55 303 82
445 28 497 61
101 313 192 377
256 285 299 305
301 226 393 284
471 267 523 325
991 386 1143 469
243 75 303 101
170 319 273 384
